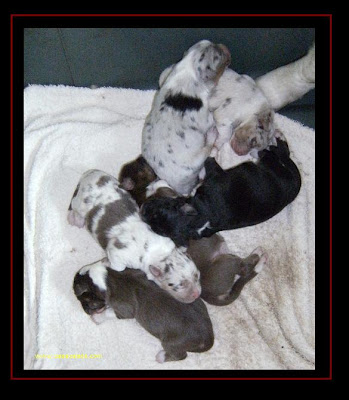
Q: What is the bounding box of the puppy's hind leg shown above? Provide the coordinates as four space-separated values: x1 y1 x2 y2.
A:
249 247 268 274
213 248 268 306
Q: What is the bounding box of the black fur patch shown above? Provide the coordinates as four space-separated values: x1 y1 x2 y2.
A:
163 92 203 113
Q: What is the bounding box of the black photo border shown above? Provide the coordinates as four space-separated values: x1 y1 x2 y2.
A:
11 12 333 381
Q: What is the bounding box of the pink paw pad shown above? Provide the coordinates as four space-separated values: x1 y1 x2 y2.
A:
156 350 166 363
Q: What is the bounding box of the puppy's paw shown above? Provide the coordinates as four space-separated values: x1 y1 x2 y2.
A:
254 251 268 274
198 167 206 181
274 129 286 141
251 246 266 258
206 126 218 147
67 210 85 228
156 350 166 363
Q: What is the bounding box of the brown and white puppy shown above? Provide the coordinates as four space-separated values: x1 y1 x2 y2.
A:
67 169 201 303
142 40 231 195
73 258 214 363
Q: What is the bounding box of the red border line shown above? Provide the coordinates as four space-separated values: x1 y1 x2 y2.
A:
11 13 332 17
10 13 14 380
329 14 333 381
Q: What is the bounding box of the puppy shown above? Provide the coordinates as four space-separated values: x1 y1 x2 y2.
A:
256 42 315 111
67 169 201 303
208 43 315 157
73 258 214 363
119 178 267 305
187 235 268 306
141 134 301 246
118 155 157 206
209 68 276 156
141 39 231 195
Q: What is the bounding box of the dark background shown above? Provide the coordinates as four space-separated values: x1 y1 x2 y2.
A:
24 27 315 128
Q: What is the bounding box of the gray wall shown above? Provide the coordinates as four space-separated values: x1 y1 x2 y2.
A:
24 28 315 127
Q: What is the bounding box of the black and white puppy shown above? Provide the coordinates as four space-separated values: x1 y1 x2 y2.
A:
68 169 201 303
73 258 214 363
141 39 231 195
141 134 301 246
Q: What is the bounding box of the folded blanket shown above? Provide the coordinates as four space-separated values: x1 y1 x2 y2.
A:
24 84 315 370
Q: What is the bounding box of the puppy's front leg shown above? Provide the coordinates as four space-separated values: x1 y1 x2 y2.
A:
214 123 233 150
205 125 218 150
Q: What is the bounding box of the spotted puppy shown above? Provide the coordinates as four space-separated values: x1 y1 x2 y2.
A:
187 235 268 306
141 134 302 246
209 68 276 156
73 258 214 363
141 40 231 195
208 43 315 157
67 169 201 303
118 155 157 207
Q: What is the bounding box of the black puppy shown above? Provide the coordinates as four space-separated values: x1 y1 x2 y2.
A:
73 258 214 363
141 135 301 246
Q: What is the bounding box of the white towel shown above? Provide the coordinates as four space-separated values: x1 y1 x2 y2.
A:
24 84 315 370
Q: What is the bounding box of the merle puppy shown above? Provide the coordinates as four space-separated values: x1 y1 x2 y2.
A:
73 258 214 363
141 133 301 246
142 40 231 195
68 169 201 303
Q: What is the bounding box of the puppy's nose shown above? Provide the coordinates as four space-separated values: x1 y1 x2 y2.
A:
191 288 201 300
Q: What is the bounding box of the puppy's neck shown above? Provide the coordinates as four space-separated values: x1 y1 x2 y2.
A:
142 235 176 266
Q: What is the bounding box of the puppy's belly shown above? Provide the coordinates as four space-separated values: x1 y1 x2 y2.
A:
144 146 205 195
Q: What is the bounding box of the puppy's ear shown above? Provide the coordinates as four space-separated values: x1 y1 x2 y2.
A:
149 265 164 279
180 203 198 216
159 65 174 87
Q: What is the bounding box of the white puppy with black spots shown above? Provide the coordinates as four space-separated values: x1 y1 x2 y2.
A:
209 69 276 157
67 169 201 303
208 42 315 157
141 40 231 196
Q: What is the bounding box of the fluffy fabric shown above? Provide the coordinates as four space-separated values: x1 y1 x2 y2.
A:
24 84 315 370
